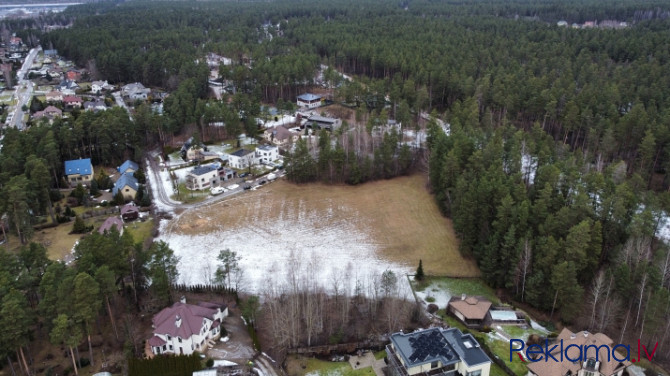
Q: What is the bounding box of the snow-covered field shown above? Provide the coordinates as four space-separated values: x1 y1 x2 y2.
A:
158 199 413 294
415 282 453 307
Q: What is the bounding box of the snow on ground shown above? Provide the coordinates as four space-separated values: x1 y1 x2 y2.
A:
521 153 537 184
656 211 670 244
146 157 179 212
213 360 237 367
158 205 413 294
529 320 549 333
260 115 296 129
414 281 452 307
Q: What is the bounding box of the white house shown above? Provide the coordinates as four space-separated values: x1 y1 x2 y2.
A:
297 93 322 109
185 165 220 190
386 327 491 376
255 145 279 164
91 80 114 94
263 126 300 147
228 149 256 169
122 82 151 101
148 299 228 357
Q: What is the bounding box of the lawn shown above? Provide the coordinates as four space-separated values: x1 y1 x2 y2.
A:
486 337 528 376
285 355 375 376
125 219 154 244
171 183 209 204
415 276 499 303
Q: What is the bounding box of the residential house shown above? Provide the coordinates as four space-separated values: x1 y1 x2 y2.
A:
63 95 83 109
33 106 63 122
297 93 322 109
227 149 255 170
186 147 219 162
121 203 140 221
56 80 79 95
526 328 630 376
255 145 279 164
148 298 228 357
113 173 139 200
43 49 58 58
447 295 492 329
306 115 341 131
91 80 114 94
98 216 124 235
45 90 63 103
66 70 81 82
185 165 220 190
386 327 491 376
218 166 236 181
64 158 94 187
263 125 299 147
122 82 151 101
83 99 107 112
118 160 139 175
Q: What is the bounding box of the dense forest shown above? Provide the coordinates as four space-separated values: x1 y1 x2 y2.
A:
2 0 670 368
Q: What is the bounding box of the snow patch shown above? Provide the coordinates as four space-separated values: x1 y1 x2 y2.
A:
213 360 237 367
414 282 452 308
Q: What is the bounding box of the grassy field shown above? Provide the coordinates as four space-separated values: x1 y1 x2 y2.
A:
285 355 375 376
171 174 479 277
415 276 499 303
171 183 210 204
487 338 528 376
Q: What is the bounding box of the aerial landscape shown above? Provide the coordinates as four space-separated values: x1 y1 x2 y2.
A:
1 0 670 376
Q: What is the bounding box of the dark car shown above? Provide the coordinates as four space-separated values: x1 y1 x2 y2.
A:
239 172 249 178
259 180 267 185
243 184 252 190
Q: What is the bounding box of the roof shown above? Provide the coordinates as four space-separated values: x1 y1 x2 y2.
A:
271 126 294 141
148 336 166 347
308 115 337 124
390 328 490 370
98 216 123 234
230 149 254 157
448 296 492 320
113 172 139 195
257 145 277 151
118 160 139 173
190 165 218 176
121 203 140 215
63 95 82 103
44 106 62 114
152 301 225 339
526 328 630 376
297 93 321 101
64 158 92 176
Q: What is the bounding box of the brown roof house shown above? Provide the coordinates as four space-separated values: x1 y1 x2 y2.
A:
120 203 140 221
98 216 124 235
148 298 228 357
526 328 631 376
447 295 492 329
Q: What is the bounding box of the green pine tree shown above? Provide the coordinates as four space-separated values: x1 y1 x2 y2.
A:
415 259 425 281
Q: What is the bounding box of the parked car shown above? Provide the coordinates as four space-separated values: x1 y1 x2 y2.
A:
210 186 225 196
243 184 251 190
239 172 249 178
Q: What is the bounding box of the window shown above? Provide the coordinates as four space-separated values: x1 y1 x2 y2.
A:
167 335 171 340
467 371 481 376
430 361 438 369
169 345 173 350
178 337 182 343
162 345 166 351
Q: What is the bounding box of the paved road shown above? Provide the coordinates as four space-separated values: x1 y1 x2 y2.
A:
146 151 284 212
112 91 133 120
6 47 39 129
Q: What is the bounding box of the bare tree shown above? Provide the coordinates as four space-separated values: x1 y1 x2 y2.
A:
635 271 648 327
589 271 606 330
515 239 532 302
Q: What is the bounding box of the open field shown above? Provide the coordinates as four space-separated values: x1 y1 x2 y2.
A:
285 355 375 376
159 174 479 290
413 277 499 308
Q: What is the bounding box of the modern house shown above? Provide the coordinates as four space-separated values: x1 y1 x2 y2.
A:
228 149 256 169
148 298 228 357
64 158 94 187
255 145 279 164
45 90 63 103
120 203 140 221
185 165 220 190
297 93 322 109
84 99 107 112
526 328 630 376
91 80 114 94
118 160 139 175
113 173 139 200
386 327 491 376
98 216 124 235
33 106 63 122
447 295 492 329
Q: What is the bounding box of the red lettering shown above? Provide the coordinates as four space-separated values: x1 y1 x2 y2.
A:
642 342 659 361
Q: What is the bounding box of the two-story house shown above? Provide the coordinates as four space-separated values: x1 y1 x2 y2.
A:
255 145 279 164
148 298 228 357
64 158 94 187
297 93 322 109
386 327 491 376
228 149 256 169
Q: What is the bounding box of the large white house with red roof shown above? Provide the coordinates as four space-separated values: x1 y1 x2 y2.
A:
148 298 228 356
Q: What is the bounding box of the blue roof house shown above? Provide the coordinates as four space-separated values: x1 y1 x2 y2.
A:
297 93 323 109
118 160 139 175
113 173 139 200
64 158 94 187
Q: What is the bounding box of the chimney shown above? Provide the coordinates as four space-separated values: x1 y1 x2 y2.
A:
175 315 182 328
180 296 186 304
461 294 466 300
583 331 588 337
570 333 576 339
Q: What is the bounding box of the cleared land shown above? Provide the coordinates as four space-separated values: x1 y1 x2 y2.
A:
162 174 479 288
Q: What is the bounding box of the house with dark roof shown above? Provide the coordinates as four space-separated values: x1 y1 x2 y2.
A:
118 160 139 175
447 295 492 329
228 149 255 169
98 216 124 235
148 298 228 357
64 158 94 187
83 99 107 112
307 115 342 131
121 203 140 221
526 328 630 376
297 93 322 109
185 164 220 190
263 125 299 147
63 95 83 109
113 173 139 200
386 327 491 376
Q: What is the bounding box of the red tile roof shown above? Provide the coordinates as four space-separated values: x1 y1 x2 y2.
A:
152 302 222 338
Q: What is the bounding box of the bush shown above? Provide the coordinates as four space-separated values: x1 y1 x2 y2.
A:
425 296 436 303
427 304 439 314
71 216 93 234
50 189 63 202
205 358 214 368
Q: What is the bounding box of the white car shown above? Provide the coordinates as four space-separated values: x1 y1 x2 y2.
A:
210 186 226 196
227 184 239 190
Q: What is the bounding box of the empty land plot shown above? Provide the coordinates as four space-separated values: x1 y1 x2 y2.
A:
162 174 479 289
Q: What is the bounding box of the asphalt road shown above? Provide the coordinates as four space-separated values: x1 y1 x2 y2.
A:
6 47 40 130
